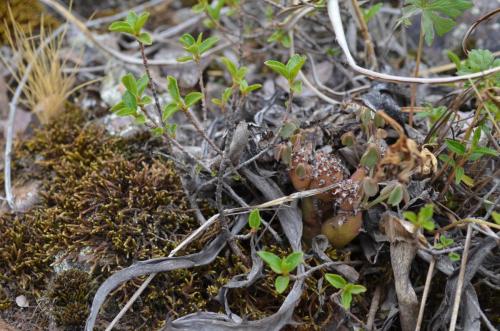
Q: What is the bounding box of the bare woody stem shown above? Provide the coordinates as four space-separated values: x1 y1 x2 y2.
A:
409 22 425 127
184 108 223 155
197 61 209 122
139 42 162 120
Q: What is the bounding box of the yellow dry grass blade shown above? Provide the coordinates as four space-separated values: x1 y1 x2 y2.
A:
0 6 80 124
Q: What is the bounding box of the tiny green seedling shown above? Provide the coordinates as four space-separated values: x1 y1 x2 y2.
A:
177 33 219 63
264 54 306 94
434 234 460 261
325 273 366 310
111 73 151 124
362 3 383 23
220 57 262 96
248 209 262 232
109 11 153 45
403 203 436 231
257 251 303 294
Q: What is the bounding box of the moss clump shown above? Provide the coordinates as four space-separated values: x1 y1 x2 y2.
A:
47 269 93 330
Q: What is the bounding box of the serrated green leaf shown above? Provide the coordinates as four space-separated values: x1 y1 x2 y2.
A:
257 251 283 274
185 92 203 107
275 275 289 294
248 209 262 230
121 73 137 95
422 12 435 46
137 32 153 45
445 139 466 155
471 146 499 157
264 60 289 80
325 273 347 289
428 12 455 36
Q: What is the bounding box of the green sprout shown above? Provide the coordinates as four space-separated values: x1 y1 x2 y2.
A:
403 203 436 231
362 3 383 23
108 11 153 45
325 273 367 310
177 33 219 63
111 73 151 124
434 234 460 262
264 54 306 94
248 209 262 232
257 251 303 294
221 57 262 96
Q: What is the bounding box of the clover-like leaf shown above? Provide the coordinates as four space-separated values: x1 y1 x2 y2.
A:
257 251 283 274
325 273 347 289
275 275 290 294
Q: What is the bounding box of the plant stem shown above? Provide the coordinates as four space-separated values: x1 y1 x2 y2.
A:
184 108 223 155
139 42 162 120
197 62 208 122
409 22 425 127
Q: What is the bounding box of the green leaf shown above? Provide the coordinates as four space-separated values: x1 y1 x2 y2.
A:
167 76 182 104
448 252 461 262
428 12 455 36
248 209 262 230
245 83 262 93
491 211 500 225
199 36 219 54
360 144 379 168
152 127 164 136
290 80 302 94
286 54 306 82
134 113 146 124
438 154 456 166
421 12 435 46
264 60 289 80
340 290 353 310
126 11 138 28
137 75 149 95
137 32 153 45
140 96 152 105
121 73 138 96
165 123 177 137
185 92 203 107
176 55 194 63
257 251 283 274
222 88 233 102
221 57 238 77
346 283 367 295
281 252 303 274
458 49 498 75
439 235 454 247
455 166 464 185
162 103 179 122
363 3 383 22
445 139 466 155
275 275 290 294
427 0 473 19
115 107 136 117
387 184 403 206
179 33 196 47
123 91 137 111
471 146 499 157
421 219 436 231
134 12 150 33
279 122 298 139
325 273 347 289
108 21 134 34
110 101 125 112
418 204 434 222
447 50 461 69
403 211 417 223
